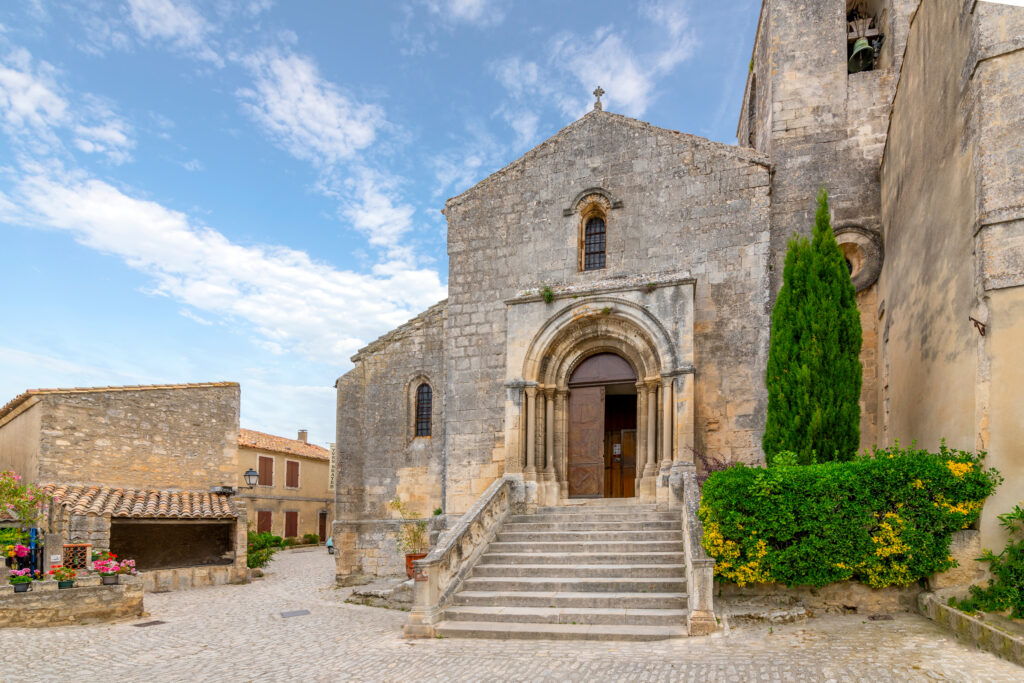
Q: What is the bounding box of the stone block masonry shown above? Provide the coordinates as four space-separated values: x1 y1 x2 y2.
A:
0 577 144 627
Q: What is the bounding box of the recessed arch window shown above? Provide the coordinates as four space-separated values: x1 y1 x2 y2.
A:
415 383 432 437
583 216 606 271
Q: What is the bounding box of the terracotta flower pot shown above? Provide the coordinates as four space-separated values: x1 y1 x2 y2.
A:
405 552 428 579
58 580 74 589
13 582 30 593
101 574 119 585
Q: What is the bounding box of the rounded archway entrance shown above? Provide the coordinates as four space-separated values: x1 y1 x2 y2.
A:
566 353 637 498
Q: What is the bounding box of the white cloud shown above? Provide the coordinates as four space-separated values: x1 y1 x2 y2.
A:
341 168 417 260
0 166 446 365
0 50 135 164
426 0 503 26
181 158 204 172
126 0 222 65
237 49 385 168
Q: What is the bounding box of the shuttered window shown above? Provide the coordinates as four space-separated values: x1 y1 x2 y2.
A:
257 510 272 533
258 455 273 486
286 460 300 488
285 511 298 538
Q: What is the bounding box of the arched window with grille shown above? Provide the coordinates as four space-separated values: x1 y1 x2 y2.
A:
583 216 606 271
415 383 432 437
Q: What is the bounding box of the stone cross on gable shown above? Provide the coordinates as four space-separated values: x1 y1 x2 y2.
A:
593 86 605 111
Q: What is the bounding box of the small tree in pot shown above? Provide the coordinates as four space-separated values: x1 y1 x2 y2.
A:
388 497 429 579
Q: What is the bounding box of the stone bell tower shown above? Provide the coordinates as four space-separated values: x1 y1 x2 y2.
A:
739 0 917 449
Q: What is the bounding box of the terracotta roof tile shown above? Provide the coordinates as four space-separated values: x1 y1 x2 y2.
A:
238 428 330 461
44 484 237 519
0 382 239 421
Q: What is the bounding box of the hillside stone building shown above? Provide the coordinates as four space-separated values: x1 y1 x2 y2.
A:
334 0 1024 637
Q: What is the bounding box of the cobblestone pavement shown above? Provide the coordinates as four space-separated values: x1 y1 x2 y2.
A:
2 550 1021 682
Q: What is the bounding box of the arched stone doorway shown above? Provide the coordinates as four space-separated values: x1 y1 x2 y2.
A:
567 353 637 498
503 293 696 507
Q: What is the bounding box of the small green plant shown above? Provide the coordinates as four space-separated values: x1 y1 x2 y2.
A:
770 450 801 467
951 504 1024 618
646 282 657 292
540 286 555 304
389 497 429 554
432 508 443 516
302 533 320 545
246 530 281 569
600 306 612 315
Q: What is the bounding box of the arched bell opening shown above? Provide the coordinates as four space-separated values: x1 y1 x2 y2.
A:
566 353 638 499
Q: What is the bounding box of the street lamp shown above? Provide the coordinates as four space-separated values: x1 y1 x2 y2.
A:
242 468 259 488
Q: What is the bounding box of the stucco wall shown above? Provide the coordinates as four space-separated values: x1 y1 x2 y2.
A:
239 445 333 539
33 385 240 489
0 400 41 481
878 0 978 452
443 111 771 512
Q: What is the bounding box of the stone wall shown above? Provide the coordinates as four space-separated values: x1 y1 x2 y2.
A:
27 384 240 489
334 302 446 580
878 0 1024 549
443 111 772 512
0 577 144 627
0 399 40 480
140 564 248 592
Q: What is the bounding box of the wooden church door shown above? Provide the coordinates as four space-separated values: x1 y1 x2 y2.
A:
568 386 605 497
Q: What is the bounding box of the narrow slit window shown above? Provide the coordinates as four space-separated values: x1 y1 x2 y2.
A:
583 217 606 271
416 383 432 437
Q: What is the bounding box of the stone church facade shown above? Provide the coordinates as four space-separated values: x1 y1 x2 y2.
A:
335 0 1024 585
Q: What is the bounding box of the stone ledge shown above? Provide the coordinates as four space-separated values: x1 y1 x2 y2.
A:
140 564 248 593
0 582 143 627
919 592 1024 667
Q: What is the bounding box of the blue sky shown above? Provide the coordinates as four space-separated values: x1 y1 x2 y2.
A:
0 0 759 447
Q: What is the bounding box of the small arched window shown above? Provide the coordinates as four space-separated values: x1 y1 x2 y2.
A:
583 217 606 271
415 383 432 437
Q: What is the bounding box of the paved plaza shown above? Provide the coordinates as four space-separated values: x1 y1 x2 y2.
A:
2 550 1021 682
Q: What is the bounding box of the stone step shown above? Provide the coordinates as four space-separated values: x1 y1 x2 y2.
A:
511 512 678 524
461 576 686 593
444 605 688 626
479 551 686 566
434 620 688 641
537 501 658 511
471 563 686 578
503 520 679 531
496 530 682 543
453 590 688 610
488 540 684 554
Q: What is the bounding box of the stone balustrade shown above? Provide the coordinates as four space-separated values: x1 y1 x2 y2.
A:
677 463 717 635
405 476 524 637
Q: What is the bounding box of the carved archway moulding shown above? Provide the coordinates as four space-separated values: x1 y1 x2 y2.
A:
521 297 679 389
562 186 623 217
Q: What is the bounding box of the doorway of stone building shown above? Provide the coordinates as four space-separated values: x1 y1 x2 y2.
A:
567 353 637 498
318 510 328 542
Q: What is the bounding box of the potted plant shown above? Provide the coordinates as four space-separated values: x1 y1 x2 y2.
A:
93 556 121 584
388 497 429 579
9 567 34 592
48 565 77 589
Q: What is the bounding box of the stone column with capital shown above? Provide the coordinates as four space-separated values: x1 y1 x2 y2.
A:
638 381 659 501
657 377 674 509
555 390 569 501
524 386 537 480
543 390 555 479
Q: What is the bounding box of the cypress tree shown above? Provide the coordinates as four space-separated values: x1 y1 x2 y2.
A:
763 187 862 465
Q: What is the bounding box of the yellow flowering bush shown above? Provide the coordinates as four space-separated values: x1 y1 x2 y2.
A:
700 441 1000 588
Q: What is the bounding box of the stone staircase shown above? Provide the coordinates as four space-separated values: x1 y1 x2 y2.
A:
434 500 689 640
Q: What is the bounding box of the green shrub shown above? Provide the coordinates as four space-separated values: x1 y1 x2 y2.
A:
951 504 1024 618
302 533 320 545
247 531 279 551
247 547 275 569
699 442 1000 588
282 537 298 547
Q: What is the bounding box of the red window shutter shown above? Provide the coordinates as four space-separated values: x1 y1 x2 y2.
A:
285 511 298 538
286 461 299 488
258 456 273 486
257 510 272 533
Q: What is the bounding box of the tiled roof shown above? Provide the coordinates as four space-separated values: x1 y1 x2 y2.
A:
44 484 237 519
0 382 239 421
238 428 330 461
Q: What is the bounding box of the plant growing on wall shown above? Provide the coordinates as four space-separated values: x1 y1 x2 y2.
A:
951 503 1024 618
0 470 52 528
763 187 862 465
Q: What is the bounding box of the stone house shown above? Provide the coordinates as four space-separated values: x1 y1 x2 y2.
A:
238 428 334 541
0 383 249 590
332 0 1023 638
